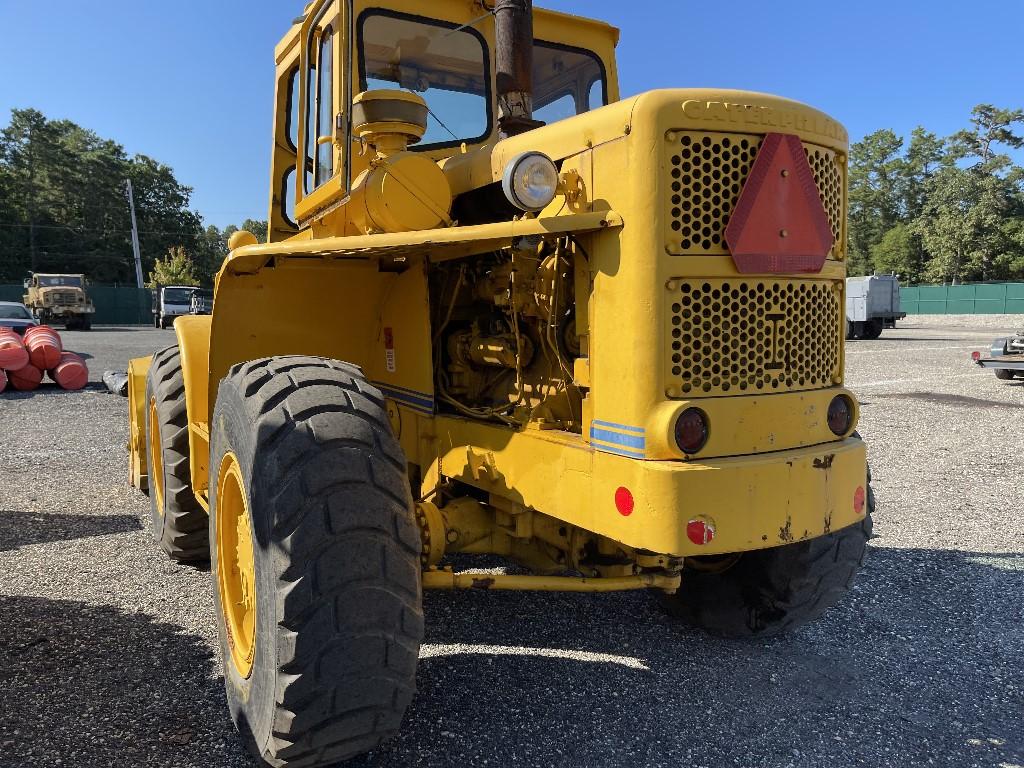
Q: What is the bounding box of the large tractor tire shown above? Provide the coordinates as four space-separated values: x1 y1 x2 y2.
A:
659 465 874 638
144 345 209 562
210 356 423 767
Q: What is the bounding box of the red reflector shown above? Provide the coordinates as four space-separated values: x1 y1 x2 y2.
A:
686 517 716 546
614 487 634 517
724 133 834 274
971 351 982 362
853 486 866 515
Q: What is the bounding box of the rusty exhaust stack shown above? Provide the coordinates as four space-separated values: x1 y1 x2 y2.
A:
495 0 543 138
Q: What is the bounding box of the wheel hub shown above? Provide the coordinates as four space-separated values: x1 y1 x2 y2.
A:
147 397 165 514
216 452 257 679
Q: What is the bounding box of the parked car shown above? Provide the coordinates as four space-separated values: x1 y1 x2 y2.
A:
0 301 41 335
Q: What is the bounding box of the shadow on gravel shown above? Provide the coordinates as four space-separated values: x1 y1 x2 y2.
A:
870 392 1024 409
0 597 245 768
352 546 1024 768
3 548 1020 768
0 382 108 399
848 336 962 342
0 510 141 552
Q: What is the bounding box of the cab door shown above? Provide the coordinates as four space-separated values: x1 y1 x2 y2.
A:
294 0 352 227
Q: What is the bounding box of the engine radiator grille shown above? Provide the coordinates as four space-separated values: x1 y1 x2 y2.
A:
666 278 842 398
666 131 845 257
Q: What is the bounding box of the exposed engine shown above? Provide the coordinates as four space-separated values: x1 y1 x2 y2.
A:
430 235 584 431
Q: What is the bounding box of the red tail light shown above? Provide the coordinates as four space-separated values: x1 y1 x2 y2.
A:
827 395 853 436
675 408 709 454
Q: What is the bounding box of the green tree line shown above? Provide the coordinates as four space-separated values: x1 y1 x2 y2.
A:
848 104 1024 284
3 105 1022 289
0 108 265 286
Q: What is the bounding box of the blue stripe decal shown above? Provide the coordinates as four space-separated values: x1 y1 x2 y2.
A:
378 380 434 398
591 419 645 435
590 427 646 450
372 382 435 414
590 439 646 459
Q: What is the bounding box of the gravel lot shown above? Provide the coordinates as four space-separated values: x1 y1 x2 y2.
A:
1 319 1022 768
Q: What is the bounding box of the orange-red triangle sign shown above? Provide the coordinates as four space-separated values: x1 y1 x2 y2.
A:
724 132 834 274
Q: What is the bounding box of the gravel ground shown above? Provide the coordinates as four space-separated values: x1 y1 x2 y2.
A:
1 320 1022 768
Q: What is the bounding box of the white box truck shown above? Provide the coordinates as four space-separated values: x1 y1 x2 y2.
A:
846 275 906 340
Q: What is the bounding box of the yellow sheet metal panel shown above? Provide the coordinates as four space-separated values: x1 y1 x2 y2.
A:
643 387 859 460
223 211 622 274
174 315 213 493
577 90 851 463
439 98 635 197
126 356 151 492
429 414 867 556
208 257 435 437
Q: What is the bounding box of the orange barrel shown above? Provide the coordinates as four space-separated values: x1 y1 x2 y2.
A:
49 351 89 391
23 325 63 370
8 362 43 391
0 330 29 371
0 367 7 393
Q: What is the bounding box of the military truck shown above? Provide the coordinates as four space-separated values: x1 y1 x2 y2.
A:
126 1 874 764
22 273 95 330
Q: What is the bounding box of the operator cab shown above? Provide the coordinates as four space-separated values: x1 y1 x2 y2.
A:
268 1 619 240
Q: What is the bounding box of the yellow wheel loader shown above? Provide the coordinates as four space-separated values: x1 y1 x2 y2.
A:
127 1 873 764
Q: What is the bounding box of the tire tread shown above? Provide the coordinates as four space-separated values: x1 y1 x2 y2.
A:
146 345 208 561
217 356 421 767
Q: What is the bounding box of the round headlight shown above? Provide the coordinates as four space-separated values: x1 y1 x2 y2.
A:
502 152 559 212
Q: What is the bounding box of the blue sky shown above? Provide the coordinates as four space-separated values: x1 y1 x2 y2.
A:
1 0 1021 229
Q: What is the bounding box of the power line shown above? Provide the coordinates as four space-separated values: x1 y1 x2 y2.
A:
0 222 206 237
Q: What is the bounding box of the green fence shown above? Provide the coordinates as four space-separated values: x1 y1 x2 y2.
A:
900 283 1024 314
0 284 152 324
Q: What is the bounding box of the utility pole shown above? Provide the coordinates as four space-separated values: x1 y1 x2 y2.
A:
126 179 145 288
29 221 36 273
27 121 37 273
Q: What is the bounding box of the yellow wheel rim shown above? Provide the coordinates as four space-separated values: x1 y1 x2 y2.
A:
215 451 257 679
147 397 165 514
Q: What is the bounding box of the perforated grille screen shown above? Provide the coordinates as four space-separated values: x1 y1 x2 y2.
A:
666 279 842 397
666 132 845 257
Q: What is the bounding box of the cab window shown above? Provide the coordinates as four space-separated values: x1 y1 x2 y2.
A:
286 67 300 151
316 26 335 186
304 25 335 193
533 42 607 126
39 276 82 288
358 10 491 149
